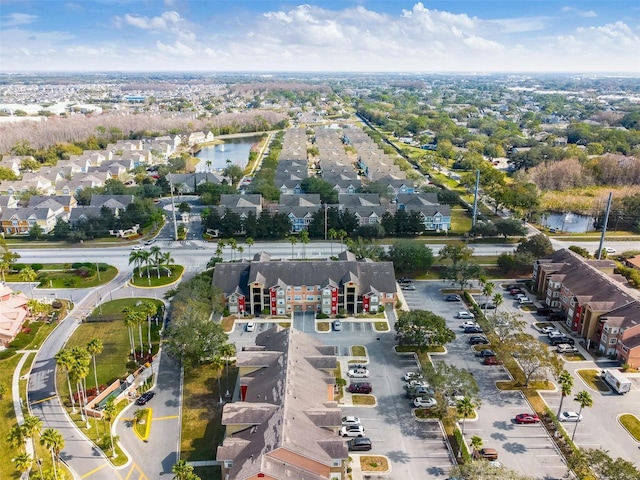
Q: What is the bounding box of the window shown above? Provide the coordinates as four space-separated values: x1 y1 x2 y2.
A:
294 286 302 292
609 338 617 345
604 325 609 332
287 296 291 301
294 295 302 301
306 295 315 301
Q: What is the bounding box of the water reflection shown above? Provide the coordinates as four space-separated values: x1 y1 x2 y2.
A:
542 212 596 233
194 136 260 172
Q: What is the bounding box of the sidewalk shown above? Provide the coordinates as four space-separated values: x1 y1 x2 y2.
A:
13 350 38 480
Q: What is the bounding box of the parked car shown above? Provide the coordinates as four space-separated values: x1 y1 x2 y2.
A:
406 385 434 399
245 322 256 332
468 335 489 345
348 382 372 394
518 296 533 305
475 349 496 358
135 391 155 405
557 343 578 354
479 303 496 309
332 320 342 331
548 331 565 339
347 437 372 451
549 336 575 346
341 416 361 427
401 284 416 291
402 372 423 382
456 312 475 320
460 320 479 329
483 356 504 366
413 397 437 408
515 413 540 424
509 288 524 295
559 411 582 422
548 312 566 321
397 277 412 284
404 379 430 390
537 307 552 315
473 448 498 460
347 368 370 378
540 326 558 334
445 294 460 302
464 325 483 334
340 425 365 437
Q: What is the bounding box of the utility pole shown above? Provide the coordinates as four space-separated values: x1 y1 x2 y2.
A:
596 191 613 260
324 202 328 241
471 170 480 227
168 174 179 241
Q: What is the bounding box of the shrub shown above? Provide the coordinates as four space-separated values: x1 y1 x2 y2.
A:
378 305 385 313
0 348 17 360
316 312 329 319
12 263 26 272
71 262 83 269
74 267 91 278
30 263 44 271
126 360 139 371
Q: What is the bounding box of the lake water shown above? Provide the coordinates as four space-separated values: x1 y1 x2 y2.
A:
542 212 597 233
194 135 261 172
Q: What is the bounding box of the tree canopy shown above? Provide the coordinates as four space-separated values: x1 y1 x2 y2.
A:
394 310 455 351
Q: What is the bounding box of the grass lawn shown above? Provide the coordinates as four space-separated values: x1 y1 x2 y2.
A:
577 369 610 392
619 414 640 441
360 456 389 472
374 322 389 332
6 264 118 289
351 346 366 357
450 208 472 233
316 322 330 332
352 394 376 406
181 363 237 463
0 354 24 479
130 265 184 287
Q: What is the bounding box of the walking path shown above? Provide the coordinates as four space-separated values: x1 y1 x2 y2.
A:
12 350 38 480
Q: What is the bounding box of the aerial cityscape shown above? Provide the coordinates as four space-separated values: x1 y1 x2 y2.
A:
0 2 639 480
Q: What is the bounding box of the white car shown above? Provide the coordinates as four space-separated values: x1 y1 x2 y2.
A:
540 326 557 334
456 312 475 320
557 344 578 354
413 397 438 408
341 416 361 427
402 372 423 382
518 297 533 305
548 331 564 339
340 425 365 437
245 322 256 332
604 247 616 253
559 411 582 422
131 245 143 251
460 320 479 329
347 368 370 378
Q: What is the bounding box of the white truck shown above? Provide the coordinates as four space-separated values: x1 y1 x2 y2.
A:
602 369 631 394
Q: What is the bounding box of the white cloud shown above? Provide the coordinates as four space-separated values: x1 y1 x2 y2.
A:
121 11 182 31
2 13 37 27
562 6 598 18
156 40 196 57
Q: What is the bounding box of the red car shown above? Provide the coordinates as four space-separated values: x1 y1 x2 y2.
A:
515 413 540 424
483 356 503 365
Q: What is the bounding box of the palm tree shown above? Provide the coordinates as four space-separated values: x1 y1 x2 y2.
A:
133 408 146 427
172 459 195 480
480 279 494 310
299 229 310 259
40 428 64 478
6 424 25 450
556 370 574 418
87 338 103 394
492 293 504 312
456 397 475 436
55 349 77 412
211 356 225 403
337 229 347 251
19 266 37 298
70 347 91 425
470 435 483 454
149 245 163 278
123 309 136 356
228 238 238 261
216 240 226 260
571 390 593 441
140 249 152 285
245 237 254 260
128 249 146 278
288 234 297 259
102 397 118 458
220 343 236 395
237 245 244 261
123 307 145 359
11 452 32 477
0 259 12 283
141 301 157 354
328 228 337 256
22 414 43 475
160 251 175 276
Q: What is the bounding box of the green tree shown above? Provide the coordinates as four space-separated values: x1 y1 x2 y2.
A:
485 311 525 342
245 237 254 260
29 223 44 240
19 266 37 297
492 293 504 312
40 428 64 478
441 260 484 291
578 449 640 480
288 234 297 259
141 301 157 354
128 249 147 278
6 425 25 450
123 307 145 359
572 390 593 441
509 333 562 386
55 349 77 412
22 414 43 472
438 241 474 266
386 240 434 274
517 233 554 258
220 343 236 395
494 218 527 239
394 310 455 351
0 382 7 399
328 228 337 256
299 229 310 259
11 452 32 476
149 245 163 278
164 316 229 371
102 397 118 458
456 397 476 436
172 459 197 480
470 435 483 453
556 370 574 418
450 460 536 480
86 338 103 394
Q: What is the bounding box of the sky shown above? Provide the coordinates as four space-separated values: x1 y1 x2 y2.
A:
0 0 639 74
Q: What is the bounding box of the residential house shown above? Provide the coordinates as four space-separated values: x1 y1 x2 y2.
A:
212 251 397 316
0 207 58 235
395 194 451 232
0 156 25 176
217 326 347 480
90 195 135 212
0 285 29 347
597 301 640 367
167 172 230 193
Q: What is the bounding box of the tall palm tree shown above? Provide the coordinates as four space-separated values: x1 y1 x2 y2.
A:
456 397 475 436
480 279 494 310
11 452 32 477
22 414 42 476
470 435 483 454
299 230 310 259
140 249 152 285
556 370 574 418
102 398 118 458
492 293 504 313
337 229 347 251
55 349 77 412
228 238 238 261
141 301 157 354
86 338 103 394
19 266 37 298
328 228 337 256
237 245 244 261
70 346 91 423
128 249 146 278
149 245 163 278
0 259 12 283
40 428 64 479
123 309 136 356
245 237 254 260
288 234 297 259
172 459 195 480
219 343 236 395
160 251 175 276
216 240 226 260
211 356 225 403
571 390 593 441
